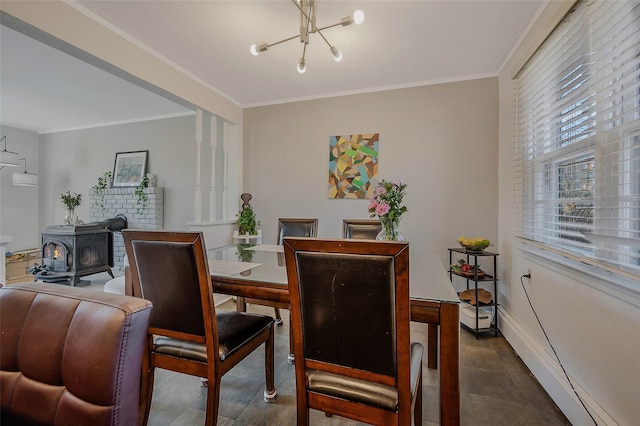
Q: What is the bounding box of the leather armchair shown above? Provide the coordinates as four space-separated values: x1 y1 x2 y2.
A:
0 282 152 426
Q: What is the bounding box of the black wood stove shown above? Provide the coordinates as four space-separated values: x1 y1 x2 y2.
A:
35 215 127 286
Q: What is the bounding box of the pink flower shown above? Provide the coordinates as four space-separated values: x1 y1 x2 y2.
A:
374 185 386 196
367 199 378 211
375 202 390 216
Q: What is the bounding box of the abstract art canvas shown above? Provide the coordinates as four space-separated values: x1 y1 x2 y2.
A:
328 133 379 199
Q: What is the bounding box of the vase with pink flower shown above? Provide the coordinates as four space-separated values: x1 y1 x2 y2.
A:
368 179 408 241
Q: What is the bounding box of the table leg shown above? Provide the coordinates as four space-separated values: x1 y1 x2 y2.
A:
428 324 438 369
236 296 247 312
439 302 460 426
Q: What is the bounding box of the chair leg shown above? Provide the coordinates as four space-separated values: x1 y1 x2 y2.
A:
204 375 222 425
263 325 278 402
414 366 423 426
296 406 310 426
274 307 283 326
288 320 295 364
138 337 153 426
140 365 155 426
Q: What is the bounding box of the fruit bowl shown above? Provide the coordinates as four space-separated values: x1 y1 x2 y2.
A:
457 237 490 252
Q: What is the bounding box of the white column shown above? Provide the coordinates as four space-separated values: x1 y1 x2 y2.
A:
209 115 218 222
0 236 12 285
194 110 203 222
222 119 230 220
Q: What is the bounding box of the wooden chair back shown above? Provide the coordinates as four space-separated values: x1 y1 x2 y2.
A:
276 218 318 244
283 237 422 425
124 231 215 344
342 218 382 240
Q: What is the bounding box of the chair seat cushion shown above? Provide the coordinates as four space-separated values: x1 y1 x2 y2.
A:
307 342 424 410
154 311 274 362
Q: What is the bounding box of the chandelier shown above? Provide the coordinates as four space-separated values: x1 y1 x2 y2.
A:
250 0 364 74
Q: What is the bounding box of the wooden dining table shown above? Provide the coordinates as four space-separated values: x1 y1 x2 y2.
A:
208 243 461 426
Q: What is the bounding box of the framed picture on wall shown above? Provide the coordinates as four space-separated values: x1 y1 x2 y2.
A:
112 150 148 187
328 133 379 199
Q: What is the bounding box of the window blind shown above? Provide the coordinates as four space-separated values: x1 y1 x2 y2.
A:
515 0 640 279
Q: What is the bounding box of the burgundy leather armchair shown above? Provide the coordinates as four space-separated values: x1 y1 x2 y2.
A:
0 282 152 426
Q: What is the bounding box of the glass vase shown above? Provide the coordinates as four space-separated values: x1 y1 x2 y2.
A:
376 216 405 241
64 208 75 225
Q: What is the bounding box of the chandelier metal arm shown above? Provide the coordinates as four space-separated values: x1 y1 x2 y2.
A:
314 28 334 50
266 34 301 49
314 22 343 33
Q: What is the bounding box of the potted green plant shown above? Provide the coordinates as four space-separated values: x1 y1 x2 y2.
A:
135 174 149 214
61 190 82 225
237 205 257 235
91 171 112 211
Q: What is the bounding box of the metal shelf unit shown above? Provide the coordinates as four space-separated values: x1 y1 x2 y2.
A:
448 248 499 338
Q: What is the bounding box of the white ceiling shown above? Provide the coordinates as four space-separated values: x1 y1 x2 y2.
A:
0 0 543 134
0 25 194 134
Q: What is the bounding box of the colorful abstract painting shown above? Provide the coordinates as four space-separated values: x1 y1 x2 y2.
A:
328 133 379 199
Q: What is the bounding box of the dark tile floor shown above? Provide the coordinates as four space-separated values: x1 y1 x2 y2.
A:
86 274 570 425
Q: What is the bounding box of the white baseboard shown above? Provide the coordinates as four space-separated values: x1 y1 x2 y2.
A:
499 309 616 426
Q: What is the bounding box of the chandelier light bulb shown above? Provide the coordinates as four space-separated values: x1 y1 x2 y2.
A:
353 10 365 25
297 58 306 74
250 43 268 56
330 46 343 62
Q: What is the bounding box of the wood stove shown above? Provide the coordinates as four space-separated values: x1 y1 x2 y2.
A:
35 215 127 286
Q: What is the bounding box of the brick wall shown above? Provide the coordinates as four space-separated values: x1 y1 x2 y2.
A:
89 187 164 273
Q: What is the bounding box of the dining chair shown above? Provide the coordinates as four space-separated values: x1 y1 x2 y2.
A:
276 218 319 243
283 237 423 425
342 218 382 240
123 230 277 426
240 218 319 325
272 218 319 323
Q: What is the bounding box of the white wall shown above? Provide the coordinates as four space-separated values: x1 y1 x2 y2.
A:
0 125 39 252
243 78 499 289
38 115 197 235
497 2 640 425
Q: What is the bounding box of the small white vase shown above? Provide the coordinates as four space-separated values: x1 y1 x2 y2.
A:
64 208 75 225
